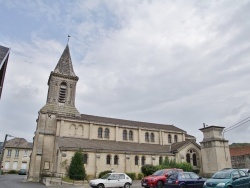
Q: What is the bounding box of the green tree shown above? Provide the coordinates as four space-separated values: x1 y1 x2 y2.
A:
68 150 86 180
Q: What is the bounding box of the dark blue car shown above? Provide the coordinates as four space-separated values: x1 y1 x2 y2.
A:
165 172 206 188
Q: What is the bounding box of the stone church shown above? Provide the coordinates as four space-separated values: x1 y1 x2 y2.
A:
28 44 205 181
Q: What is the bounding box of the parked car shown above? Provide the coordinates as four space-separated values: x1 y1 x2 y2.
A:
18 169 27 175
89 173 132 188
240 168 250 176
203 168 250 188
141 168 183 188
165 171 206 188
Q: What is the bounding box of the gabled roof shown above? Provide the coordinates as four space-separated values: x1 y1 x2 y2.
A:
5 138 33 149
64 114 186 133
0 142 3 153
57 137 174 156
0 45 10 69
54 44 76 77
230 146 250 157
170 140 200 152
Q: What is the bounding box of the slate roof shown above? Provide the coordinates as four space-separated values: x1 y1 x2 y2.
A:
5 138 33 149
64 114 186 133
0 142 3 153
54 44 76 77
171 140 201 152
230 146 250 157
57 137 174 156
0 45 10 66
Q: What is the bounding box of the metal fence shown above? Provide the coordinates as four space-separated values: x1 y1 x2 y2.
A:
41 171 85 186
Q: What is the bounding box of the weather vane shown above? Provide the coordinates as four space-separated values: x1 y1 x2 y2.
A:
67 35 71 44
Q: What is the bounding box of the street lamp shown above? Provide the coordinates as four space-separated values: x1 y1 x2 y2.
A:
0 134 14 175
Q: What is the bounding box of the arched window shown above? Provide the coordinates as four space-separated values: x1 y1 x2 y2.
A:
141 156 146 166
83 154 88 164
145 132 149 142
159 156 163 165
98 127 103 138
193 154 197 166
106 155 111 164
129 131 133 141
135 156 139 165
114 155 119 165
168 134 172 143
58 82 67 103
174 135 178 143
123 130 127 140
150 133 155 142
104 128 109 138
186 153 190 163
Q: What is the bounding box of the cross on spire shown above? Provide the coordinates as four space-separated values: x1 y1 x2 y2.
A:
67 35 71 44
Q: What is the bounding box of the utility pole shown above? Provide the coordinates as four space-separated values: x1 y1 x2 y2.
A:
0 134 12 175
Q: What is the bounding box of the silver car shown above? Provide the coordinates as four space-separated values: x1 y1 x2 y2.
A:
89 173 132 188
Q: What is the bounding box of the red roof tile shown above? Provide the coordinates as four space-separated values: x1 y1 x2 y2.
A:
230 146 250 156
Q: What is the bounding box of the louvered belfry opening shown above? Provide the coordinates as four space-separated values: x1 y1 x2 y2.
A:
59 82 67 103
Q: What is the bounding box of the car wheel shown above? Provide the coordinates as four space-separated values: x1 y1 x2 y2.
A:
156 181 163 188
180 185 186 188
124 183 130 188
97 184 104 188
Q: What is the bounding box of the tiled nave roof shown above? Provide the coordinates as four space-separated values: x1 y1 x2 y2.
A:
65 113 186 133
57 137 174 156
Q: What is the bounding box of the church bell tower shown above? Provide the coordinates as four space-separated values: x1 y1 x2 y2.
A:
41 44 80 116
28 44 80 181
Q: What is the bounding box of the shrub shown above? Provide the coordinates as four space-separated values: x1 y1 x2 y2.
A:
8 170 17 174
137 173 144 180
98 170 112 178
141 164 159 176
177 162 192 172
126 173 136 180
68 150 86 180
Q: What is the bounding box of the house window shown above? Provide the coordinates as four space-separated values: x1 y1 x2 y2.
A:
141 156 146 166
83 154 88 164
7 150 11 157
174 135 178 143
159 156 163 165
24 150 28 157
193 154 197 166
114 155 119 165
98 127 103 138
168 134 172 143
129 131 133 141
106 155 111 165
150 133 155 142
186 153 190 163
145 132 149 142
104 128 109 138
58 82 67 103
123 130 127 140
15 150 19 157
135 156 139 165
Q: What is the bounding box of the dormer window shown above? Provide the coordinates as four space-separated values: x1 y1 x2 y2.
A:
58 82 67 103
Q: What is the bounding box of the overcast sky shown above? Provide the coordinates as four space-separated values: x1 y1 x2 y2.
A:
1 0 250 144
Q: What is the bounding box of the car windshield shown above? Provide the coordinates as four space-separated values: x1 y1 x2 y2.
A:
153 170 165 176
212 171 231 179
101 173 111 179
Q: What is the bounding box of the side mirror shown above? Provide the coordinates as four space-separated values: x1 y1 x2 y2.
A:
232 177 238 181
198 177 202 179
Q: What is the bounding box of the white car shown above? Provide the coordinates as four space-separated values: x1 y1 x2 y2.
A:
89 173 132 188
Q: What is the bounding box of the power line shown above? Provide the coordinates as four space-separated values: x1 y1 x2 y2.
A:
224 116 250 133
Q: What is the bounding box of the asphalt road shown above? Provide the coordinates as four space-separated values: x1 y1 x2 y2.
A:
0 174 142 188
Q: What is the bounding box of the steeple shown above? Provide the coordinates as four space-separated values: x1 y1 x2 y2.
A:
54 44 76 77
40 44 80 117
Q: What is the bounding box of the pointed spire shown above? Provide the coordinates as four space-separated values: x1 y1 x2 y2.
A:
54 44 76 77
